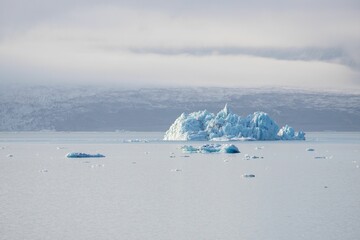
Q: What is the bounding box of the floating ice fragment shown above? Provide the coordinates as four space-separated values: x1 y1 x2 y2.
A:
6 154 13 157
255 146 264 150
314 156 333 159
243 154 263 160
170 169 182 172
124 139 149 143
91 164 105 168
39 169 48 173
66 152 105 158
223 144 241 153
56 146 65 150
306 148 315 151
242 174 256 178
181 144 240 154
164 104 305 141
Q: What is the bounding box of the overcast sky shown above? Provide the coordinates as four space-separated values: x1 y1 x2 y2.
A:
0 0 359 90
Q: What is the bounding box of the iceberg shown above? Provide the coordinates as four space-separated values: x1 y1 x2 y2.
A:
66 152 105 158
182 144 240 154
164 104 305 141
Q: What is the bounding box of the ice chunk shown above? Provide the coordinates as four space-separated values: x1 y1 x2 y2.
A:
306 148 315 151
170 169 182 172
278 125 305 140
222 144 240 153
66 152 105 158
91 164 105 168
164 104 305 141
243 154 263 160
314 156 333 159
6 154 13 157
242 174 256 178
181 144 240 154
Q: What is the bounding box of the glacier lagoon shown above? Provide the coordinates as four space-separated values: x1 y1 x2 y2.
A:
0 131 360 240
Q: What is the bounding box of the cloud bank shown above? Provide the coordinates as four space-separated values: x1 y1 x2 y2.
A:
0 0 359 90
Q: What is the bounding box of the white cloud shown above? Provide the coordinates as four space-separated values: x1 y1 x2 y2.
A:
0 3 359 90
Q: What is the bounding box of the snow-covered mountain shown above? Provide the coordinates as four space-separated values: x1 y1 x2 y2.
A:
1 85 359 131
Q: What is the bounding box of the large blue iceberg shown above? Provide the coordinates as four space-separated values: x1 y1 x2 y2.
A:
164 104 305 141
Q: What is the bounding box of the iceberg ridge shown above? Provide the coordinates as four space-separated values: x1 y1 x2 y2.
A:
164 105 305 141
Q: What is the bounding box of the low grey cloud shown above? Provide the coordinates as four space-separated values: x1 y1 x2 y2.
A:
126 47 358 70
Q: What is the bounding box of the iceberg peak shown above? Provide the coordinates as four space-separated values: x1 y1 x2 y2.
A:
222 103 230 115
164 105 305 141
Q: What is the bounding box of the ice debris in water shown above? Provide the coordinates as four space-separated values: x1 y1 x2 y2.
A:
123 139 149 143
243 154 263 160
91 164 105 168
242 174 256 178
66 152 105 158
164 104 305 141
182 144 240 154
306 148 315 151
6 154 13 158
314 156 333 159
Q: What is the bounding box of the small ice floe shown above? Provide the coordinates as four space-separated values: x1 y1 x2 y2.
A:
123 139 149 143
181 155 190 158
56 146 65 150
243 154 263 160
255 146 264 150
242 174 255 178
132 161 137 164
66 152 105 158
306 148 315 151
314 156 333 159
6 154 13 158
170 169 182 172
0 146 5 149
144 151 150 154
181 144 240 154
91 164 105 168
170 156 176 158
223 159 229 163
39 169 48 173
